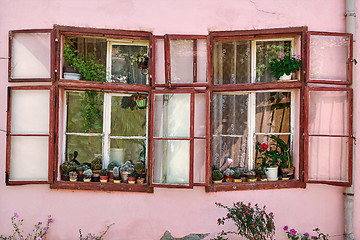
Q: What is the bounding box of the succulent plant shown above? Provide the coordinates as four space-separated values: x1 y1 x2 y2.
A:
60 161 77 172
107 161 121 171
69 171 78 179
128 172 138 178
212 170 223 180
233 170 241 179
76 164 89 172
223 168 235 176
91 157 102 170
134 161 145 173
100 169 108 176
120 161 134 172
83 169 93 178
113 167 120 179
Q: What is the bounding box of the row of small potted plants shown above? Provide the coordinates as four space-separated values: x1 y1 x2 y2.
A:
60 153 146 184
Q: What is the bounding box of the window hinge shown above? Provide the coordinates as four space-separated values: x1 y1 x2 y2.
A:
55 69 58 80
351 59 357 65
5 171 9 185
54 132 57 144
351 135 356 145
55 38 59 52
53 170 56 183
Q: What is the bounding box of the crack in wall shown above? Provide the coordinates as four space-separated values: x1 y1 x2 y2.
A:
249 0 279 15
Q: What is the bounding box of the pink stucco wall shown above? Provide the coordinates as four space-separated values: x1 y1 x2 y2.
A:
0 0 358 239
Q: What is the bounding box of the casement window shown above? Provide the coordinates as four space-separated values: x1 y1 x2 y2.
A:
6 26 353 192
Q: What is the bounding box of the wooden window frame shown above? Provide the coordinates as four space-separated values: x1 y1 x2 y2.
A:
9 29 55 82
6 86 55 185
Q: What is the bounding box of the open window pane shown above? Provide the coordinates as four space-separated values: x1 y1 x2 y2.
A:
110 95 147 136
194 139 206 183
10 136 49 181
11 90 50 134
309 34 351 83
154 93 190 138
153 140 190 185
11 32 51 79
255 92 291 133
308 136 349 182
213 40 251 84
66 91 103 133
308 91 349 135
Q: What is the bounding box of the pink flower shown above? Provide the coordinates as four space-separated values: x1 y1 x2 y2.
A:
296 54 301 59
281 53 285 57
42 227 48 232
48 218 54 223
38 222 42 225
283 226 288 231
13 213 19 218
305 232 309 238
289 229 297 235
36 237 42 240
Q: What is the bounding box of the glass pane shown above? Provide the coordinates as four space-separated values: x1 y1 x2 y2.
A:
213 40 251 84
310 35 349 81
308 136 348 181
110 95 147 136
255 134 292 170
170 39 193 83
309 91 349 135
212 136 248 170
194 139 206 183
110 139 145 165
10 136 48 181
66 135 102 164
153 140 190 185
155 39 165 84
195 93 206 138
66 91 103 133
62 37 107 82
213 93 248 136
154 94 190 138
11 90 49 134
12 33 51 79
197 39 207 83
110 44 148 84
255 92 291 133
256 40 291 82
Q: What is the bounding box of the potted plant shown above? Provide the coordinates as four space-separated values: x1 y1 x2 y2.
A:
91 156 102 181
60 160 77 181
136 178 145 184
128 172 137 184
69 171 78 182
107 161 121 182
223 168 235 182
113 166 121 183
129 52 149 70
75 164 89 182
120 161 135 183
267 53 302 80
233 170 242 183
99 169 108 183
246 170 257 182
134 161 145 174
83 169 92 182
212 169 223 184
130 94 147 109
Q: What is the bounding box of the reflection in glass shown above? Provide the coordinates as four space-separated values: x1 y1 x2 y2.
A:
110 139 145 165
66 135 102 164
153 140 190 185
255 92 291 133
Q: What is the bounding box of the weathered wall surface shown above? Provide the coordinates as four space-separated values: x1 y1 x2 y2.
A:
0 1 356 239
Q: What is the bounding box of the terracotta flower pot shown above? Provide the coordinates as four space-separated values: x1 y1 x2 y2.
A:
100 175 108 183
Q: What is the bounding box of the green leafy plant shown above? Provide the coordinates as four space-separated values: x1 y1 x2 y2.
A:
76 164 89 172
80 90 103 132
283 226 329 240
60 160 77 172
78 223 114 240
128 172 138 178
134 161 145 173
0 213 53 240
99 169 108 176
214 202 275 240
267 53 302 79
129 52 149 69
107 161 121 171
63 43 106 83
212 170 223 181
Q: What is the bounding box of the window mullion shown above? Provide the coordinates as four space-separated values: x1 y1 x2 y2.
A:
103 93 111 169
248 92 256 170
251 40 256 83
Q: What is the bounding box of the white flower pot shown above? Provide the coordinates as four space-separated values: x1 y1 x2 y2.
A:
265 166 278 181
279 74 292 80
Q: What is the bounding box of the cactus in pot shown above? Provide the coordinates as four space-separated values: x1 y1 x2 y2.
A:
120 161 134 183
83 169 92 182
113 166 121 183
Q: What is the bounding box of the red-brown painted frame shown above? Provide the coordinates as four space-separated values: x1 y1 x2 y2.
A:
306 31 353 85
6 86 55 185
158 35 209 88
304 87 353 186
9 29 55 82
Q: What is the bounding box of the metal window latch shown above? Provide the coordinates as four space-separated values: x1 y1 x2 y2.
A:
351 59 357 65
351 136 356 145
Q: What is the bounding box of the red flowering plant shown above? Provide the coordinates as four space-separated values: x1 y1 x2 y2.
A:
256 135 291 171
212 202 275 240
283 226 329 240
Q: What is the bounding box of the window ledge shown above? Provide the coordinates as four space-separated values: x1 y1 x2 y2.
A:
50 181 153 193
205 180 305 192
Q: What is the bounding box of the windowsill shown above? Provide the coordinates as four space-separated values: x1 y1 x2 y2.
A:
50 181 153 193
205 179 305 192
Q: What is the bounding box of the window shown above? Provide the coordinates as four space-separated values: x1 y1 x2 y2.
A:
6 26 353 192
